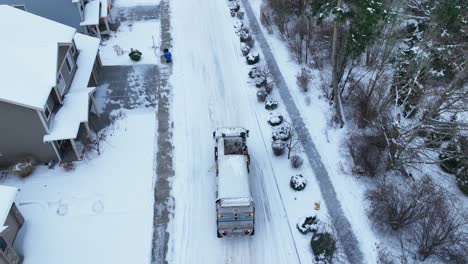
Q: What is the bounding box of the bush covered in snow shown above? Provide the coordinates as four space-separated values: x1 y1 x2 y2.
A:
310 232 337 263
249 67 262 79
265 98 278 110
272 125 290 141
257 90 267 102
246 52 260 65
255 77 267 88
296 216 318 234
290 174 306 191
438 137 468 195
264 82 274 94
11 157 36 177
239 28 251 43
268 113 283 126
129 49 142 61
241 43 250 56
271 140 286 156
290 155 304 169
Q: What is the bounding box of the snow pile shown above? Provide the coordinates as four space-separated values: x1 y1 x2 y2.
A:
272 125 290 141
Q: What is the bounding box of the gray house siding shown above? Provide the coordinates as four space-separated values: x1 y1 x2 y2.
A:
0 101 58 168
0 0 82 31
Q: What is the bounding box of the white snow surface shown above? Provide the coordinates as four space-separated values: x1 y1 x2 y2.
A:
100 0 108 18
5 109 156 264
217 155 251 200
0 185 17 227
100 21 161 65
80 0 100 26
0 5 76 110
43 88 94 142
113 0 160 7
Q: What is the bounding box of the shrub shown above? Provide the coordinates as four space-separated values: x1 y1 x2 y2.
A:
265 98 278 110
256 90 267 102
11 158 35 177
129 49 142 61
255 77 267 88
311 232 337 263
264 82 274 94
272 125 290 141
241 43 250 56
271 140 286 156
456 170 468 195
268 113 283 126
239 28 251 43
296 216 318 234
246 52 260 65
60 161 76 172
228 1 240 12
296 67 312 92
249 67 262 79
290 155 304 168
290 174 306 191
348 132 387 177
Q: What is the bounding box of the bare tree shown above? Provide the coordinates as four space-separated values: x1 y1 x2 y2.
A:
296 67 312 92
331 0 345 128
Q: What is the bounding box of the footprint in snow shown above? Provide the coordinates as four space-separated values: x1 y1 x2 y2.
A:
92 200 104 214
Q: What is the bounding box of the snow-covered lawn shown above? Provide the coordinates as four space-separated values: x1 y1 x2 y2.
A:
3 109 156 264
113 0 160 7
248 0 380 262
100 21 161 65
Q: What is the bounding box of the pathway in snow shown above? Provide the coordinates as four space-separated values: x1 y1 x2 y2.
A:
241 0 364 262
151 0 172 263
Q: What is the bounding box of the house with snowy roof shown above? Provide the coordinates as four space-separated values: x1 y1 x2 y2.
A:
0 0 112 39
0 5 102 167
0 185 24 264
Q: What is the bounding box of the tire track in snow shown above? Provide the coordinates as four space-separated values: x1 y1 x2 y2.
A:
240 0 364 262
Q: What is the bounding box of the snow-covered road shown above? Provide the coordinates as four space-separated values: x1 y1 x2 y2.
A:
168 0 301 263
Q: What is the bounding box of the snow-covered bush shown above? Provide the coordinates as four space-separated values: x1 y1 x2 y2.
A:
234 21 243 33
268 113 283 126
265 98 278 110
271 140 286 156
256 90 267 102
237 11 245 19
239 28 251 42
129 48 142 61
241 43 250 56
228 1 240 12
249 66 262 79
272 125 290 141
296 216 318 234
310 232 337 263
290 155 304 168
290 174 306 191
438 137 468 195
255 77 267 88
246 52 260 65
11 158 35 177
264 82 274 94
296 67 311 92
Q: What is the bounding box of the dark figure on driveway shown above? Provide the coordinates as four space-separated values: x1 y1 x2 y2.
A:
164 48 172 63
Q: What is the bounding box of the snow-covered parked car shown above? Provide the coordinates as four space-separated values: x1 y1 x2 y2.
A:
213 127 255 237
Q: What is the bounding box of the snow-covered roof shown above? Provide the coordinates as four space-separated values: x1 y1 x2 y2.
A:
217 155 251 201
43 88 94 142
0 5 76 110
100 0 108 18
80 0 100 26
69 33 100 93
0 185 18 229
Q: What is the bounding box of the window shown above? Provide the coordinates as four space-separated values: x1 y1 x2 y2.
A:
44 105 51 120
57 73 66 94
70 44 76 55
65 55 73 72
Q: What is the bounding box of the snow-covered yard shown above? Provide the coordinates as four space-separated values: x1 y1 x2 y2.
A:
113 0 160 8
2 109 156 264
100 20 161 65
